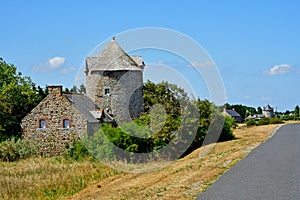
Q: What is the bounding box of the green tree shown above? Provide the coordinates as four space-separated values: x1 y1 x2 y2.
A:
294 105 299 118
225 103 256 119
64 87 70 93
70 85 78 93
195 99 213 143
246 107 257 116
183 101 235 156
284 110 291 115
79 83 86 94
86 81 236 160
257 107 263 114
0 58 42 141
143 81 187 150
233 105 246 118
37 86 47 98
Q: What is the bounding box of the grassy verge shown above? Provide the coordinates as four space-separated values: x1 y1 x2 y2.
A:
0 157 119 200
0 124 283 200
68 124 282 200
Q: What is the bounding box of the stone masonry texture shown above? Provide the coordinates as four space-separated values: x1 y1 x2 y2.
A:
22 86 87 156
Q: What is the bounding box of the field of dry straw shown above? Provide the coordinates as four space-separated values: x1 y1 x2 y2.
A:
0 124 285 199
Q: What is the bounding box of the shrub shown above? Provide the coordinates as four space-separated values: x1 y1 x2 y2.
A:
0 138 37 162
246 119 256 126
269 118 283 124
64 140 92 161
257 118 270 126
218 116 236 142
225 116 238 129
280 115 293 121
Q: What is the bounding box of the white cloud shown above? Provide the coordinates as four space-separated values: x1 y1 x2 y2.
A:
189 60 213 68
32 56 66 72
265 64 291 75
59 66 76 74
48 57 65 68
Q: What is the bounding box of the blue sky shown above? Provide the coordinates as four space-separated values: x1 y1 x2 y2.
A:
1 0 299 111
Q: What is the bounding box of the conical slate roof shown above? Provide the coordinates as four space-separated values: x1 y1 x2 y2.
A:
264 105 273 111
86 38 142 71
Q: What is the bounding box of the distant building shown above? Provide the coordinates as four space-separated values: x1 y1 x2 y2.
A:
245 104 275 121
245 114 265 121
223 108 243 123
263 104 274 118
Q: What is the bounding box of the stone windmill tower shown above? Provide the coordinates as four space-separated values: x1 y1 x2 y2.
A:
85 37 145 123
263 104 274 118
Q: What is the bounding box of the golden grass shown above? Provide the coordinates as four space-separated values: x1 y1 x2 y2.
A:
0 157 119 200
67 124 283 200
0 124 285 200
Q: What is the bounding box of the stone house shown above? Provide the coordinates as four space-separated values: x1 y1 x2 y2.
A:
223 108 243 123
22 38 145 155
21 86 112 155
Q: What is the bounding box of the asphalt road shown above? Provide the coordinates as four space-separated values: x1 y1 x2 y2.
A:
197 124 300 200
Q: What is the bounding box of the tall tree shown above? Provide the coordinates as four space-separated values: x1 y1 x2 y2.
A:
70 85 78 93
64 87 70 93
246 107 257 116
37 86 47 99
79 83 86 94
257 106 263 114
294 105 299 118
0 58 42 141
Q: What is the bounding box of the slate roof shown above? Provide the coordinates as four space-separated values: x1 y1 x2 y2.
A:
63 93 115 123
86 38 143 71
264 105 273 111
226 109 241 117
63 93 100 122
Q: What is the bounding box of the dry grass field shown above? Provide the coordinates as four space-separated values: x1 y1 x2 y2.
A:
0 157 119 200
68 124 283 200
0 123 287 200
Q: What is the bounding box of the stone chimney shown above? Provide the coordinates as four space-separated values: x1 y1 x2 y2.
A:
48 86 62 96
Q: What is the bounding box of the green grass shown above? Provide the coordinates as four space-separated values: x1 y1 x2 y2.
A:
0 156 120 200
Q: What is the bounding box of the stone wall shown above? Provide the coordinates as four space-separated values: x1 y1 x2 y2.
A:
86 70 144 124
22 86 87 155
86 72 98 104
263 110 274 118
112 70 144 123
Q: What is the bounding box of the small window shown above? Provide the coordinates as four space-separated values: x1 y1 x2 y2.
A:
104 88 110 95
39 119 46 129
63 119 70 128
